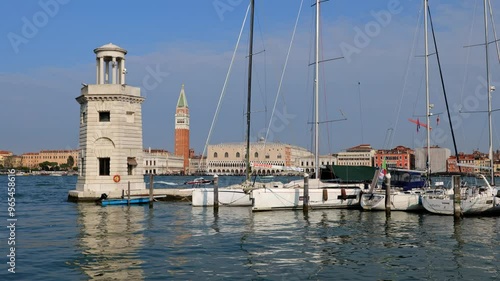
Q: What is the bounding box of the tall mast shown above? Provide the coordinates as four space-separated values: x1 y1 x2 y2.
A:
314 0 320 179
245 0 255 181
484 0 495 185
424 0 431 180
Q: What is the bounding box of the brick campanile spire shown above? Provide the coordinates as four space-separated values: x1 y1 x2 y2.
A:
174 84 190 174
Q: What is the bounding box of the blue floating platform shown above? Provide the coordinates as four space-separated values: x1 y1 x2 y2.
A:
100 197 150 206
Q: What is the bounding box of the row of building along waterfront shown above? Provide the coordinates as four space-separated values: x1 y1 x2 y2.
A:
3 66 500 176
3 143 500 176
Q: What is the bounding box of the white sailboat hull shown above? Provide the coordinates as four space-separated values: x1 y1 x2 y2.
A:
361 191 423 211
192 188 252 207
421 193 493 215
251 187 362 211
191 181 286 207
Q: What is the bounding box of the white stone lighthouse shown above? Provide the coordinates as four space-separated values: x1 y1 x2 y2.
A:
68 43 146 201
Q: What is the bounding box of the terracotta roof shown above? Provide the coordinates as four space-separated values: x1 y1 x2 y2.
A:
40 150 77 153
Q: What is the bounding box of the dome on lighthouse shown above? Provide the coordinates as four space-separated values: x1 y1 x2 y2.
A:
93 43 127 55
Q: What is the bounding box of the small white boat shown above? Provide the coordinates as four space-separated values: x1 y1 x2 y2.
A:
361 169 427 212
421 175 495 216
361 189 424 212
184 177 213 185
191 181 284 207
251 179 364 211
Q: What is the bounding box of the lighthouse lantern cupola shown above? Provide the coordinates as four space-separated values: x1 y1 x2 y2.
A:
94 43 127 85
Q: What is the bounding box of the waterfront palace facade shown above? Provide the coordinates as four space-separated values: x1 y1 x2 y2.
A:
206 141 314 175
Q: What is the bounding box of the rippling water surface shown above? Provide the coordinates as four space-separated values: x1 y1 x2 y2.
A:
0 175 499 280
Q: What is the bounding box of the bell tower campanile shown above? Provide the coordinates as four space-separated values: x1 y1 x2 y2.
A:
174 84 190 174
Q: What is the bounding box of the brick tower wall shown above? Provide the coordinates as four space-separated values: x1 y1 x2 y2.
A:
175 128 190 172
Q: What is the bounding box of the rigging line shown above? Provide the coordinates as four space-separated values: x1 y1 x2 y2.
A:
383 128 393 149
494 119 500 153
264 0 304 143
460 0 478 103
460 0 478 149
358 81 364 144
307 1 315 153
241 44 247 142
488 0 500 63
255 6 268 130
428 4 462 173
412 70 425 117
477 117 488 152
412 20 424 118
264 44 268 133
460 0 479 147
254 64 266 117
241 28 249 142
200 4 251 164
319 13 332 154
390 4 423 148
493 118 500 152
263 26 268 133
242 55 248 141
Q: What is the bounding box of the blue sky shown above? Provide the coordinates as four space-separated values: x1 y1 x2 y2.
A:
1 0 500 157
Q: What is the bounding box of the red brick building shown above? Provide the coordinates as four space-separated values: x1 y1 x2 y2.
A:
447 151 488 174
174 84 190 174
374 146 415 170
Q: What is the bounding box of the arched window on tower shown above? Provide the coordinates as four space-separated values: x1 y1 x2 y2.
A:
254 152 259 158
224 152 229 158
214 152 218 158
236 152 240 158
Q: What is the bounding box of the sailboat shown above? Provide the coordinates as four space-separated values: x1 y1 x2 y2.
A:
421 174 494 215
421 0 497 216
361 0 438 212
360 177 425 211
191 0 283 207
250 0 378 212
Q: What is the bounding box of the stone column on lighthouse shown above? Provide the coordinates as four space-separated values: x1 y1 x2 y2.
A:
69 43 146 201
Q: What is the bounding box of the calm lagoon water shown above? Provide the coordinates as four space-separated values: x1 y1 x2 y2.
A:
0 175 499 280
